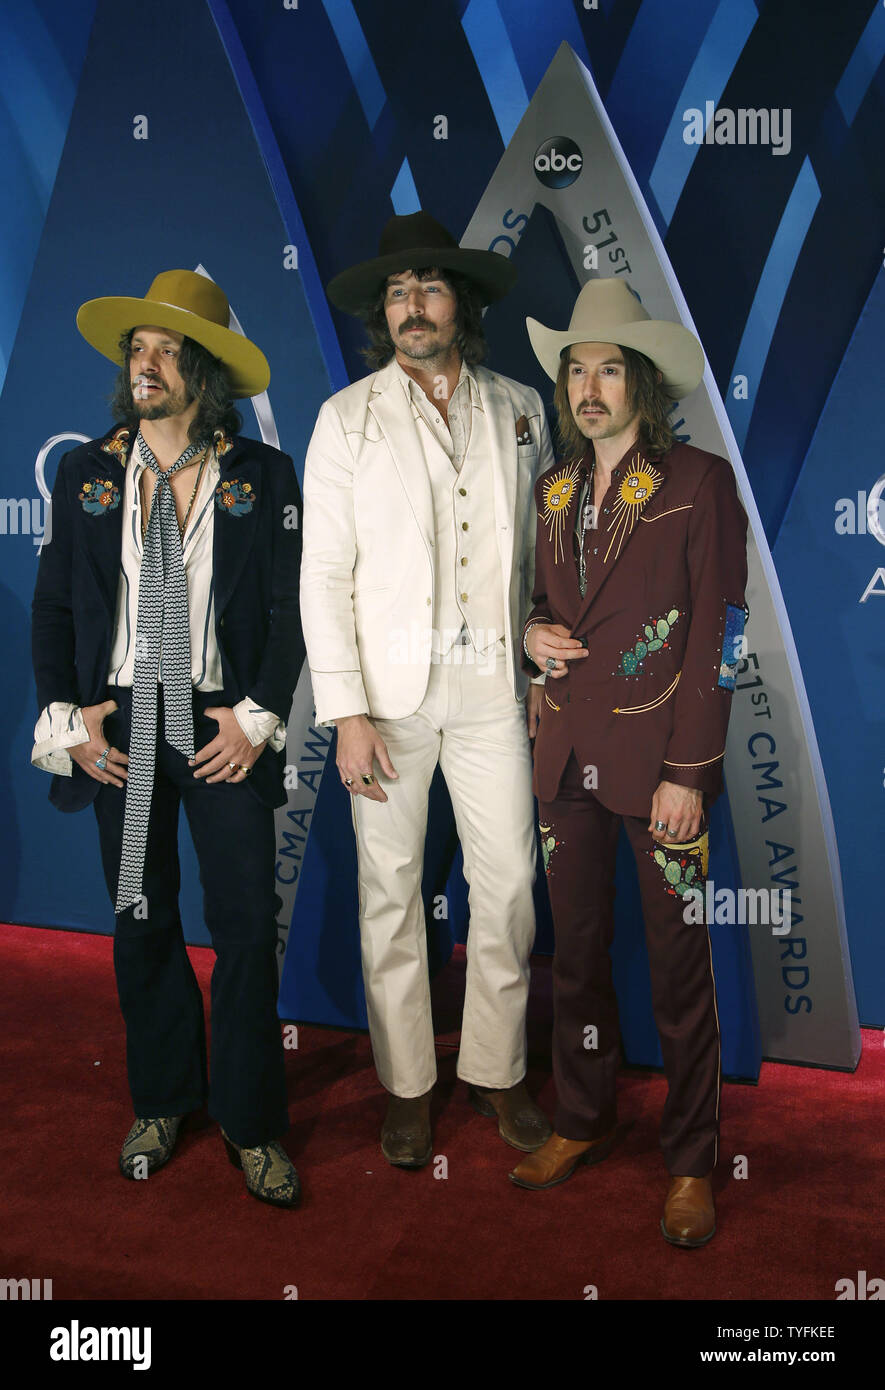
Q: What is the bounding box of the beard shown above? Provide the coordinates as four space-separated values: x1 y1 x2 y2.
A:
394 316 457 362
130 379 193 420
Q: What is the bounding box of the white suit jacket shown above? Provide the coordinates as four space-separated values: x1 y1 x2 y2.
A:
300 358 554 724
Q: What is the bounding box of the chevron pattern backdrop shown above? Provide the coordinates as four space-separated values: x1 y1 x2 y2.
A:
1 2 882 1048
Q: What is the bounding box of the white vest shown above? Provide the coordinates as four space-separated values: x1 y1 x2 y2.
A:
417 408 506 657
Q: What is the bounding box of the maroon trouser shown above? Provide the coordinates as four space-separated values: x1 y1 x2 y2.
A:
538 754 720 1176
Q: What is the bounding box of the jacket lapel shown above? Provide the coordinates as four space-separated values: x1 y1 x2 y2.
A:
212 438 260 617
83 430 129 617
571 445 668 632
368 360 435 551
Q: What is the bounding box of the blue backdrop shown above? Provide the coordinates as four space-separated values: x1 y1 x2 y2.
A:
1 2 882 1072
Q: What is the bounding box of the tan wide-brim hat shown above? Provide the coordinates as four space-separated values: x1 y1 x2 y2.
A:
76 269 270 398
527 278 705 399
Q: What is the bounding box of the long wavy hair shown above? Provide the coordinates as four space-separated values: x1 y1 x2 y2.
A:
358 266 488 369
553 343 676 462
109 328 242 441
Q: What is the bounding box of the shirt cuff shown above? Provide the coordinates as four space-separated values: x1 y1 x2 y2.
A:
233 699 287 752
31 702 89 776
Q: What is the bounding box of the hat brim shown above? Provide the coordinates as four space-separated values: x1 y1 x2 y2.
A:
526 316 705 399
76 296 270 398
327 246 518 315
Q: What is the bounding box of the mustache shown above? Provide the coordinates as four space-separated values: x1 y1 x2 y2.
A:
400 317 435 333
578 401 608 415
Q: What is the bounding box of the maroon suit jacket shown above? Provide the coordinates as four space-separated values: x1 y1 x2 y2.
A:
523 439 748 816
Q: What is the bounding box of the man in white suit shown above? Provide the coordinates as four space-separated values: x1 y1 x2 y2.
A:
301 212 554 1165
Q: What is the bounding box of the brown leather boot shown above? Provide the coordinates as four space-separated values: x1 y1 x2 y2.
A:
661 1174 715 1247
508 1129 616 1189
380 1089 433 1168
467 1081 552 1152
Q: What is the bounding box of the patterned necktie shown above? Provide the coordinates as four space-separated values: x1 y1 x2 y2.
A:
115 431 207 914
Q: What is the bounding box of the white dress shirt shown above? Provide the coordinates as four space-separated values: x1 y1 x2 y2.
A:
31 432 285 775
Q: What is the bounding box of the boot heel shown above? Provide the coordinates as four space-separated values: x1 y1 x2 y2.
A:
222 1133 242 1170
579 1131 616 1167
467 1085 496 1118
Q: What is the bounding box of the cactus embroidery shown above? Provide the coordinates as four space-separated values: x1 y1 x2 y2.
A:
539 822 563 876
648 832 709 898
618 608 680 677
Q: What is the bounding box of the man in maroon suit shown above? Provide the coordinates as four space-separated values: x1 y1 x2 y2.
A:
509 279 748 1248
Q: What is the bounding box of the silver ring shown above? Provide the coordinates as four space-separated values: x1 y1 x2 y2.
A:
666 826 677 836
344 777 353 786
95 755 108 771
545 657 556 671
228 762 239 773
654 820 666 832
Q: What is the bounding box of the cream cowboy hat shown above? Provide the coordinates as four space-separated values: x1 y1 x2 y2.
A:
76 269 270 398
526 278 705 398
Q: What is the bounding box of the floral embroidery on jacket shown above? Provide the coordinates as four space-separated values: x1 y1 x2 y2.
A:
78 477 121 515
216 478 255 516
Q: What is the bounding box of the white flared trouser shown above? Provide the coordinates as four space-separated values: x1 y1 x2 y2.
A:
350 650 538 1097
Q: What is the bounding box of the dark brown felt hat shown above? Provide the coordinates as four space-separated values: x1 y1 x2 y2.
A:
326 211 517 315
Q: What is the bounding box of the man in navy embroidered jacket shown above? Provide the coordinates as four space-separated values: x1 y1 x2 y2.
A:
30 270 304 1207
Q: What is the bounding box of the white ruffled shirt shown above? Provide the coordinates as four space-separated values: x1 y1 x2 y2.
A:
31 432 286 775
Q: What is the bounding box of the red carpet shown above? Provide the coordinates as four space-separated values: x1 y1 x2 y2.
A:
2 922 883 1301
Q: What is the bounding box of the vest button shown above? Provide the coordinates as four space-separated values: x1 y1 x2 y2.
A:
461 592 468 601
426 597 431 606
461 521 469 530
460 557 468 566
458 487 467 496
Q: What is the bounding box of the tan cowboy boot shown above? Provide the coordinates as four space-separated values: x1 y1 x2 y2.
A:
509 1128 616 1190
661 1174 715 1247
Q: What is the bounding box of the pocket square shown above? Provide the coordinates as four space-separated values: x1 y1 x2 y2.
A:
515 414 532 446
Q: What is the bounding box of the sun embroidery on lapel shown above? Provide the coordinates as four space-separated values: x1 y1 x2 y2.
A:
603 455 662 563
540 463 582 564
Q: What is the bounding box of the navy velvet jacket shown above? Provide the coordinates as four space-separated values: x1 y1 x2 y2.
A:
31 425 304 813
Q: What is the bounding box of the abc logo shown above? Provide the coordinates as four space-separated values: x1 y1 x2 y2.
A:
533 137 583 189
